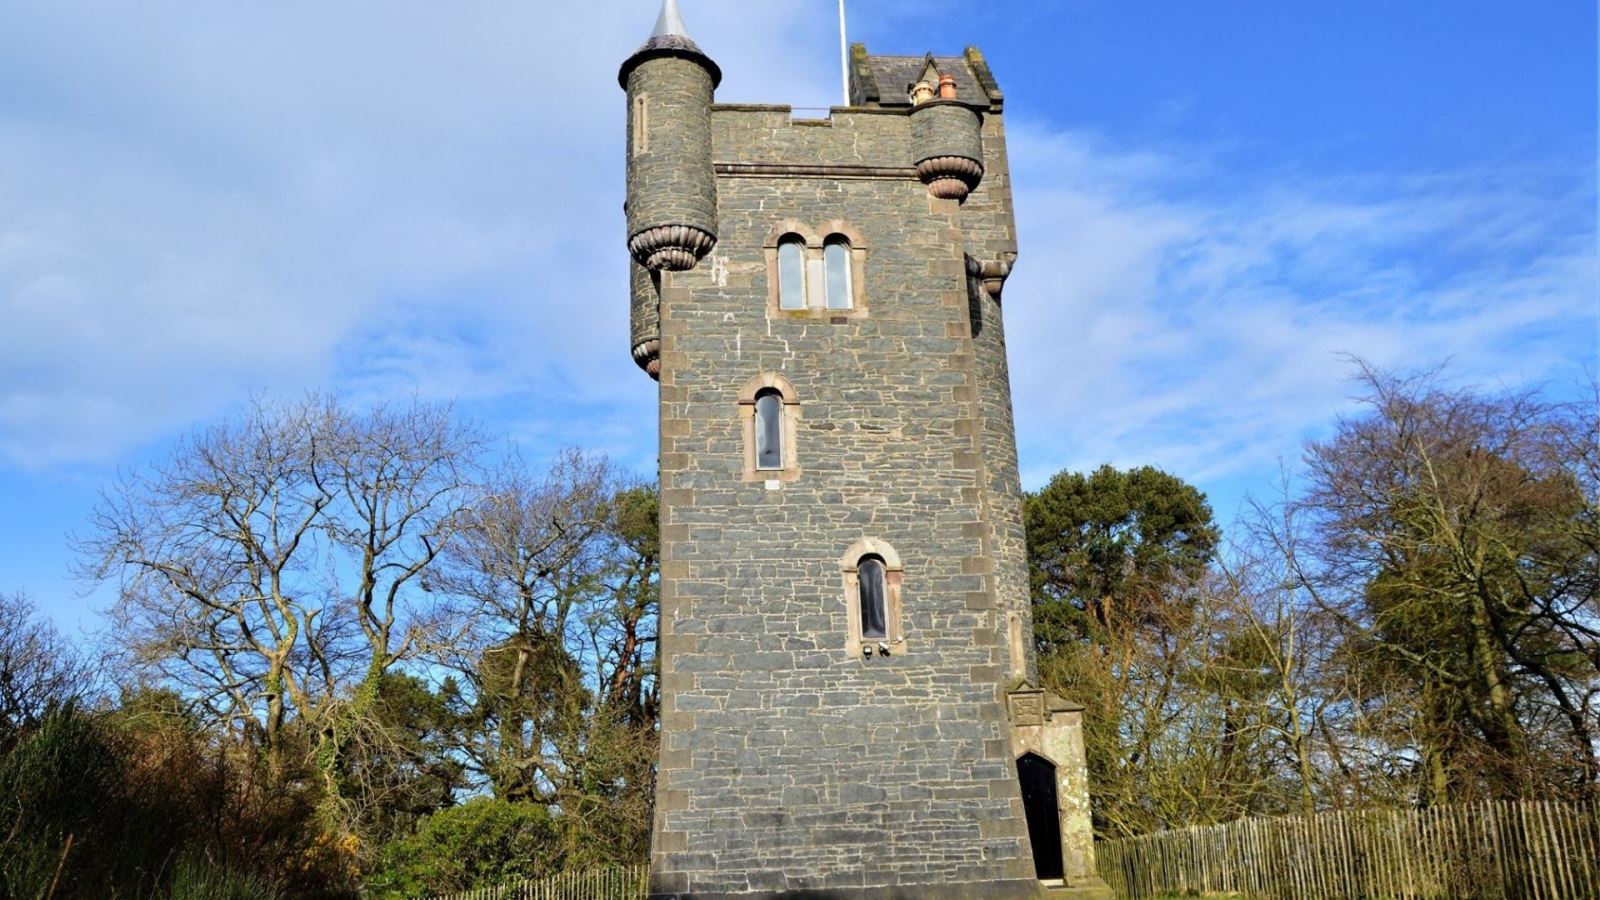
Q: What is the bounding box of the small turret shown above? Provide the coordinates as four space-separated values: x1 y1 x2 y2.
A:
909 61 985 201
620 0 720 272
629 261 661 380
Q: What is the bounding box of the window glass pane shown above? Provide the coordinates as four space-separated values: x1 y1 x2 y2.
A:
825 242 852 309
755 392 783 470
859 557 888 639
778 241 805 310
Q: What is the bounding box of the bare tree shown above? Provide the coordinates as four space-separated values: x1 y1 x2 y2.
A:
1216 508 1343 817
427 453 658 864
429 449 617 800
1283 363 1599 802
0 592 92 745
310 400 483 830
79 394 481 816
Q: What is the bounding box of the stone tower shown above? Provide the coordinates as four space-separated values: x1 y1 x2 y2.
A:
621 3 1106 897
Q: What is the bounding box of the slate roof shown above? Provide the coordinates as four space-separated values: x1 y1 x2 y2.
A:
849 45 1004 110
618 0 721 88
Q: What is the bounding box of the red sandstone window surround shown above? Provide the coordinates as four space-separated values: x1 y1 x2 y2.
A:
763 221 868 319
840 538 906 658
738 373 801 483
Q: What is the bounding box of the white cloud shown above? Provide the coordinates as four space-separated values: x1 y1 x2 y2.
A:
0 0 843 472
1001 125 1597 517
0 0 1591 523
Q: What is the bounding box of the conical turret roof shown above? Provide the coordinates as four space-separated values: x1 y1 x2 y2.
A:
651 0 690 40
636 0 703 54
619 0 722 88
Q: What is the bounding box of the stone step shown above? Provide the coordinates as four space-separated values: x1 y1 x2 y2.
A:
1039 877 1117 899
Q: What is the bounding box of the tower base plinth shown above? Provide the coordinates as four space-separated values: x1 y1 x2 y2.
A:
649 878 1055 900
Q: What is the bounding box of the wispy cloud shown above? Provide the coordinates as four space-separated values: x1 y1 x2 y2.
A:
1002 125 1597 515
0 0 843 472
0 1 1591 524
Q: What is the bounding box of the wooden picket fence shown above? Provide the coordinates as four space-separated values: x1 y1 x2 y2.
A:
1096 799 1600 899
424 865 648 900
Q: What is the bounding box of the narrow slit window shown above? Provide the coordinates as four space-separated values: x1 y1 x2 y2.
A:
632 94 649 156
858 555 888 639
824 239 852 310
754 389 784 470
778 238 806 310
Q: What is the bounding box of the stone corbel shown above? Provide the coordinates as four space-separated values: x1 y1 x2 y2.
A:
632 338 661 380
629 224 717 272
966 252 1017 300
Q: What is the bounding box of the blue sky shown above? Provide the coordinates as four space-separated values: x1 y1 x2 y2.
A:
1 1 1595 634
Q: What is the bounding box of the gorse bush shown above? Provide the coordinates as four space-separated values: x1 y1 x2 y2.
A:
0 704 355 900
0 703 183 899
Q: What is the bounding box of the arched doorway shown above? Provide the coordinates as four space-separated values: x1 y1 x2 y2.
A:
1016 752 1064 880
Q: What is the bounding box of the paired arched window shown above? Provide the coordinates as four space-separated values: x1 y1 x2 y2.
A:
767 226 865 316
841 539 905 657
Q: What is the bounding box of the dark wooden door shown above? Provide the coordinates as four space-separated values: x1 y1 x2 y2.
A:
1016 752 1065 880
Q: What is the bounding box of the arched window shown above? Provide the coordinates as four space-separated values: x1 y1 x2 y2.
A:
777 236 806 310
840 539 905 657
739 374 801 483
754 389 784 471
765 223 867 318
858 555 888 639
824 237 853 310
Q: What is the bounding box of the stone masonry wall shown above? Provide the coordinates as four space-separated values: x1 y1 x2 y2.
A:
647 98 1039 898
958 110 1035 683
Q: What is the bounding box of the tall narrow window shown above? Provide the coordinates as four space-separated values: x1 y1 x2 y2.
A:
841 539 904 656
740 374 800 483
754 389 783 470
824 238 853 310
777 237 806 310
858 555 888 639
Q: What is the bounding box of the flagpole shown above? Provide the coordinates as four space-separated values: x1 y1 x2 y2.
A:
839 0 850 106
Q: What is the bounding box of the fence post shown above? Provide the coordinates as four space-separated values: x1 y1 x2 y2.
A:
1093 799 1593 900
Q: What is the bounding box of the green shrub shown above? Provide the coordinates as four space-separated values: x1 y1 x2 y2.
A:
0 703 184 899
0 704 355 900
365 797 563 899
165 856 283 900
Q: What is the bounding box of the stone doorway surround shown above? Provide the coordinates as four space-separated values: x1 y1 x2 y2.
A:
1006 679 1115 899
1017 752 1065 880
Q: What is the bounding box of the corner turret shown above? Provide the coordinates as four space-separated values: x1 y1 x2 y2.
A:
629 261 661 380
910 96 985 201
620 0 720 273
